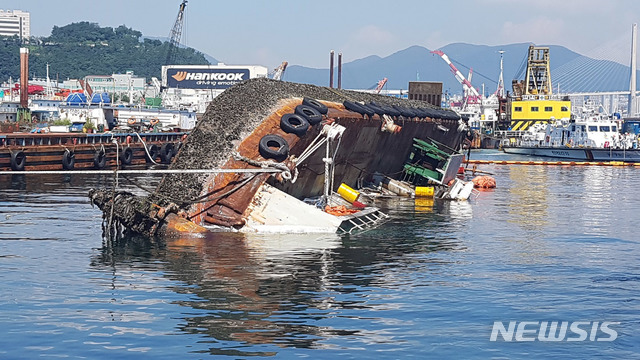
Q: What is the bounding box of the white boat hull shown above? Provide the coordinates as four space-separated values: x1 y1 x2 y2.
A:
503 146 640 162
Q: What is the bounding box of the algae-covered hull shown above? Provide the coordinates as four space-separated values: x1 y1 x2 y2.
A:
90 78 467 237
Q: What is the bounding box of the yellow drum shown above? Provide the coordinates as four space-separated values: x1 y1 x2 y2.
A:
415 186 434 198
337 183 360 203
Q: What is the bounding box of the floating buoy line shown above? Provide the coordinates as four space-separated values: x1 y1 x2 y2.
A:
465 160 640 167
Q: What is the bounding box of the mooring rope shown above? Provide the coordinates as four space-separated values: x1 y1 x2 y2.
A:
134 132 160 165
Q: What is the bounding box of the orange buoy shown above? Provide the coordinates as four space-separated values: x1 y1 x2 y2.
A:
472 175 496 189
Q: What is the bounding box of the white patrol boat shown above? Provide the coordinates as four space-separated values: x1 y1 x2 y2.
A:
502 113 640 162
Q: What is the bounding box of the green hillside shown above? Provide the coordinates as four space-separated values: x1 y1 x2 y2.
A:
0 22 210 82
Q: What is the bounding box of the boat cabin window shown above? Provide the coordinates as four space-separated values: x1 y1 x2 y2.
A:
514 106 522 112
599 126 610 132
561 106 569 111
531 106 539 112
588 126 598 132
612 126 617 132
581 125 586 131
571 125 576 131
545 106 553 112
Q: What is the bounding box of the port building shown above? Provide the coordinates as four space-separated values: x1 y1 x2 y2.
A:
0 10 30 40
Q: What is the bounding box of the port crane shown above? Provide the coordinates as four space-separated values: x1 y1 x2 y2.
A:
374 78 388 93
165 0 188 66
271 61 288 81
431 50 482 107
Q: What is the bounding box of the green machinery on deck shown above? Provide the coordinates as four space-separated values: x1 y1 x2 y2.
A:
402 138 464 185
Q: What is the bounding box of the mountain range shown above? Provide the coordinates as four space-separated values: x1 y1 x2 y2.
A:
282 43 636 95
2 21 634 95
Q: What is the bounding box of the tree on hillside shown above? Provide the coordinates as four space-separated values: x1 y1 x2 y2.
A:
0 22 209 82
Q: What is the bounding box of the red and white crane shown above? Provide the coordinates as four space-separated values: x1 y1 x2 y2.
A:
271 61 288 81
374 78 387 93
431 50 482 106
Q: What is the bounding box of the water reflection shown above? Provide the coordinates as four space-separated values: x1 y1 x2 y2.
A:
3 164 640 358
506 166 549 231
91 203 464 356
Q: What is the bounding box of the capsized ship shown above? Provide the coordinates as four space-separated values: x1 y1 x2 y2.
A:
89 78 469 237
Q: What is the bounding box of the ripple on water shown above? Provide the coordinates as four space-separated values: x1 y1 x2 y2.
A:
0 164 639 358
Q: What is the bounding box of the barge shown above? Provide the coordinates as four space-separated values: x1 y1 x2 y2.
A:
0 131 187 171
89 78 469 237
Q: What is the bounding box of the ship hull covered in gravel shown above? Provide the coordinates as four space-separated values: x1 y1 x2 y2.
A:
89 78 468 238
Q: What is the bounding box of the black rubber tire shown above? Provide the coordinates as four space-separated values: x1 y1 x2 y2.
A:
421 107 437 118
446 111 461 120
343 101 375 117
343 100 365 115
280 113 310 136
62 150 75 170
258 134 289 162
430 108 443 119
120 147 133 165
367 102 386 116
146 144 159 163
302 97 328 115
295 105 323 125
93 150 107 169
405 108 418 118
380 104 401 117
160 143 175 164
393 105 416 118
358 103 376 117
10 150 26 171
413 108 428 119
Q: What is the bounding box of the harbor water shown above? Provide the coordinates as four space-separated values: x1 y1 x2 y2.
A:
1 150 639 359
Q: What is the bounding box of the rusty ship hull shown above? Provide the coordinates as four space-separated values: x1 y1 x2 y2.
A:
89 78 468 238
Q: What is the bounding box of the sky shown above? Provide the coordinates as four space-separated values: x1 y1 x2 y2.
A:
2 0 640 69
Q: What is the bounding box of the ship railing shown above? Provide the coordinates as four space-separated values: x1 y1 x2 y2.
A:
337 208 390 235
495 130 529 139
0 132 188 147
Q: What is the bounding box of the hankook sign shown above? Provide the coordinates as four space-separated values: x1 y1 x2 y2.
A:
165 68 251 89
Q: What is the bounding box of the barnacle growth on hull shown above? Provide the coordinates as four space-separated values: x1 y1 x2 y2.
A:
89 78 466 238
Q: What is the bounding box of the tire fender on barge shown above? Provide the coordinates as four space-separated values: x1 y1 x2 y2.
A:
10 150 26 171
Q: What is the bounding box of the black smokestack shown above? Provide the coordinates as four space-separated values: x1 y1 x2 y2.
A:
329 50 334 88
